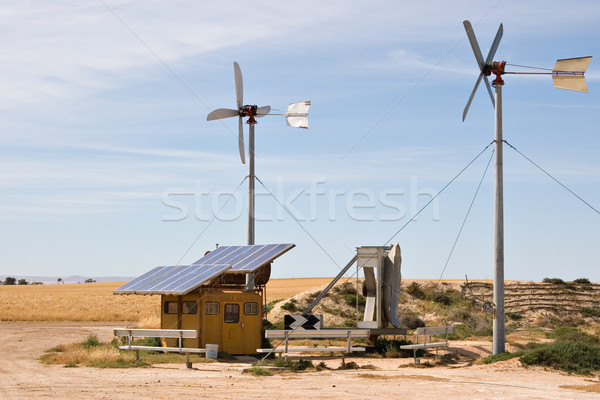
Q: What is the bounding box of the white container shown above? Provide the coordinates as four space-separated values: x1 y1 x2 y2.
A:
205 344 218 359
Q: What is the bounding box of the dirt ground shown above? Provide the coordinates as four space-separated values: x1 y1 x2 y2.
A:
1 321 599 399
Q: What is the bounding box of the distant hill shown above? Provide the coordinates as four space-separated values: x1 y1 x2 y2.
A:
0 275 133 284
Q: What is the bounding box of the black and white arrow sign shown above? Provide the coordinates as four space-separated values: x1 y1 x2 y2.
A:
284 314 323 330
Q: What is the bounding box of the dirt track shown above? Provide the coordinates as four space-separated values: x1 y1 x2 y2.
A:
1 321 599 399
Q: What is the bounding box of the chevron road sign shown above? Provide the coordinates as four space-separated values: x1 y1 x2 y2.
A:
284 314 323 330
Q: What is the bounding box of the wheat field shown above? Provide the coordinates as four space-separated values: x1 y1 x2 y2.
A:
0 278 332 323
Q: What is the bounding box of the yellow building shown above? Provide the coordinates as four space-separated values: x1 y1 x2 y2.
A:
114 243 294 355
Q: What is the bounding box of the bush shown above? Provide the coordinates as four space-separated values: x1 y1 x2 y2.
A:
343 293 366 307
581 307 600 318
481 351 522 364
520 341 600 374
432 289 463 306
448 324 492 340
547 327 600 345
133 336 161 348
273 358 313 371
406 282 426 299
375 337 422 358
573 278 591 285
248 366 273 376
543 277 566 285
506 312 523 321
280 301 297 312
82 335 101 348
264 299 282 314
400 314 425 330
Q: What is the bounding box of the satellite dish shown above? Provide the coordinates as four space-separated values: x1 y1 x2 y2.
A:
207 62 310 164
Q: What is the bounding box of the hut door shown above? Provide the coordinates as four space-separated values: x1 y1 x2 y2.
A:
222 302 244 354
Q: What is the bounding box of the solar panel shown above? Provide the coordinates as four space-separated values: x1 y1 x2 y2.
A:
113 266 174 294
114 243 294 296
114 264 231 295
192 243 295 273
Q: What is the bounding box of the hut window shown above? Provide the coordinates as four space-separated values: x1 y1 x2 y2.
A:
205 302 220 315
244 302 259 315
182 301 197 314
163 301 178 314
224 303 239 323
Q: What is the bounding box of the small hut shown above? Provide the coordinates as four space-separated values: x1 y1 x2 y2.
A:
114 243 294 354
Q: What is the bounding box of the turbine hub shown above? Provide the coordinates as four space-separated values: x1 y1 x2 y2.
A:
484 61 506 86
240 105 258 124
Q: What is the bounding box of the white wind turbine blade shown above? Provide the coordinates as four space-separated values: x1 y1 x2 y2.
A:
234 62 243 110
238 116 245 164
463 72 484 122
255 106 271 117
207 108 239 121
463 20 498 120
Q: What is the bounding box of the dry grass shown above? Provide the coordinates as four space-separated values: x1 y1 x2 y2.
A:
358 373 449 381
0 279 332 323
41 342 136 366
560 383 600 393
265 278 332 302
0 282 159 323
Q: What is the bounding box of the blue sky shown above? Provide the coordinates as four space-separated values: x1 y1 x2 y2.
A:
1 0 599 282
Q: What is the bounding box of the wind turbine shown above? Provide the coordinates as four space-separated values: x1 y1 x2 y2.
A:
461 20 591 355
207 62 311 288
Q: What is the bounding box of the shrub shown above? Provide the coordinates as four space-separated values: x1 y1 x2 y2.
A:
548 327 600 345
406 282 426 299
273 358 313 371
481 351 522 364
448 324 492 340
506 312 523 321
520 341 600 375
82 335 101 348
264 299 282 314
573 278 591 285
432 289 463 306
375 337 422 358
543 277 566 285
432 291 452 306
133 336 161 348
248 366 273 376
582 307 600 318
400 314 425 330
280 301 297 312
339 361 360 370
343 293 366 307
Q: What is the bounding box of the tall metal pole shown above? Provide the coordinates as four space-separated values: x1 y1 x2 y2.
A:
492 80 505 355
245 122 256 290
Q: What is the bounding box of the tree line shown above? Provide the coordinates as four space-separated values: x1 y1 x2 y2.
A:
1 277 97 285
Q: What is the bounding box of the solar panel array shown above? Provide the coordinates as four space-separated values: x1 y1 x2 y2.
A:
114 264 231 295
193 243 295 272
114 243 295 295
